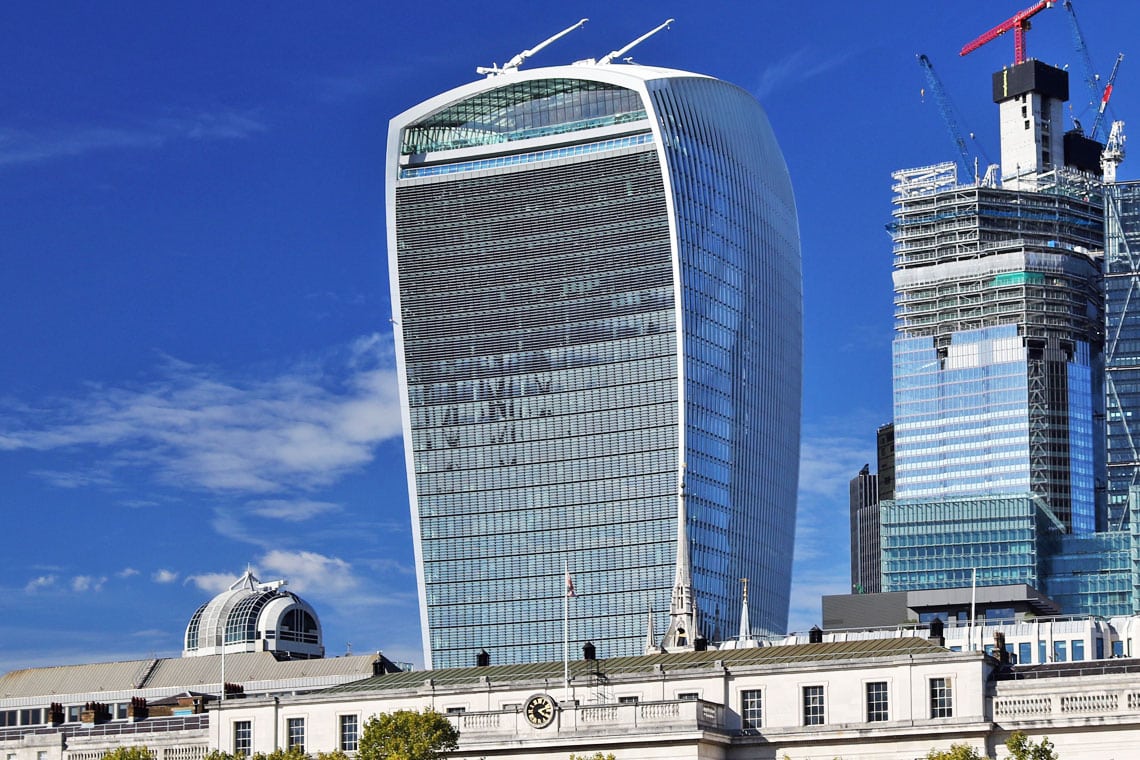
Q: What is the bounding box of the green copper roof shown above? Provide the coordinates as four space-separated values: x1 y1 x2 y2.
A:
324 637 951 694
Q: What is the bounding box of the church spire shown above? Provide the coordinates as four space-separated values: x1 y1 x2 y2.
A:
644 601 660 655
738 578 751 642
660 467 701 651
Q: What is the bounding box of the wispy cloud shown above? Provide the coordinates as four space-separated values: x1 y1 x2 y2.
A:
24 575 57 593
0 109 265 168
754 46 855 100
153 569 179 584
72 575 107 592
788 412 880 631
117 568 140 579
0 335 402 496
247 499 342 522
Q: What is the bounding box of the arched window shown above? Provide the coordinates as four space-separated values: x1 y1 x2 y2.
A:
278 608 319 644
185 603 207 651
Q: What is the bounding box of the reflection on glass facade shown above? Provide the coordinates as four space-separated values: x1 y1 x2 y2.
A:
887 162 1103 598
1105 181 1140 530
388 68 801 668
881 495 1043 591
1039 531 1131 617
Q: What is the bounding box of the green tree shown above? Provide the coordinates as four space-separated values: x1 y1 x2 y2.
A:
102 748 155 760
358 709 459 760
925 744 989 760
1005 731 1058 760
253 749 310 760
315 752 351 760
203 751 239 760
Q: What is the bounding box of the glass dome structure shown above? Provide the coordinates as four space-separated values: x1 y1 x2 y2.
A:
182 569 323 659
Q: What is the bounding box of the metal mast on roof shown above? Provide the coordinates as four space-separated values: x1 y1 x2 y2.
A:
476 18 588 76
596 19 673 65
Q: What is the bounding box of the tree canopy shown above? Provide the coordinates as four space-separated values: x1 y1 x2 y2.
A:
1005 732 1058 760
358 709 459 760
925 745 986 760
101 748 155 760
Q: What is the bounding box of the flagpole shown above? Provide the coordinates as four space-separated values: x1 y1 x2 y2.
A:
563 560 570 697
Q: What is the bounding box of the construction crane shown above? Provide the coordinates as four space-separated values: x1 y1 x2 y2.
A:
1102 120 1126 183
1090 54 1125 143
476 19 588 76
1062 0 1122 141
917 54 990 181
960 1 1053 65
596 19 673 65
1062 0 1099 107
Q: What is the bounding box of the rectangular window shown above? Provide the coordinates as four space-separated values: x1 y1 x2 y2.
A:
802 685 825 726
1071 640 1085 661
741 689 762 731
677 692 699 701
287 717 305 753
67 705 81 723
930 678 953 718
865 681 889 722
1113 640 1125 657
618 696 639 704
233 720 252 757
1096 638 1104 660
1053 640 1067 662
339 715 358 752
1038 640 1047 663
445 707 466 715
1018 642 1032 665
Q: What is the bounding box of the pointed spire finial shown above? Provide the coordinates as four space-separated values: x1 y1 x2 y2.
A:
660 462 701 651
738 578 751 643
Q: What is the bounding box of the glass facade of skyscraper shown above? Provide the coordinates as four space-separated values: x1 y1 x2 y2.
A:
1105 181 1140 530
881 495 1044 591
387 67 801 668
886 160 1103 596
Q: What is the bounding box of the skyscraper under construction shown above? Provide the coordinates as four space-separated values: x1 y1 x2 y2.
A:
883 57 1107 596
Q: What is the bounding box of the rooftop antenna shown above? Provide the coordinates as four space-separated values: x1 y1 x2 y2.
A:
476 19 588 77
597 19 674 66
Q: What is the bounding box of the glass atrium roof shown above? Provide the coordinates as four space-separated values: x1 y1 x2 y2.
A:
401 78 647 155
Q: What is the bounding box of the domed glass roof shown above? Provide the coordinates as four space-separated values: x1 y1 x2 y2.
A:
183 569 323 659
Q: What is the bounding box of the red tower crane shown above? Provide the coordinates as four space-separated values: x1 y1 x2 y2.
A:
960 1 1054 65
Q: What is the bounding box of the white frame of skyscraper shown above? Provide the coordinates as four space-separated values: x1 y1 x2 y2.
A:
387 61 801 668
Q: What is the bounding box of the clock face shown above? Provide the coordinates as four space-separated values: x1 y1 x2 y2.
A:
524 693 557 728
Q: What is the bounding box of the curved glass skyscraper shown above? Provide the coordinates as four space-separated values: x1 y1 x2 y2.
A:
386 64 801 669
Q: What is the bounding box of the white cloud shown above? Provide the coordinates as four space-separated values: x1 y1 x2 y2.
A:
24 575 57 593
71 575 107 592
153 569 179 584
0 110 265 168
186 572 239 594
0 335 403 496
259 550 359 595
117 568 140 578
247 499 341 522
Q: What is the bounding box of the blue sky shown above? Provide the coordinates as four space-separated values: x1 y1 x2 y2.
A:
2 1 1137 672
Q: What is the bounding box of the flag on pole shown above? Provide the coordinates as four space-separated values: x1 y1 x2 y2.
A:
565 567 576 598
